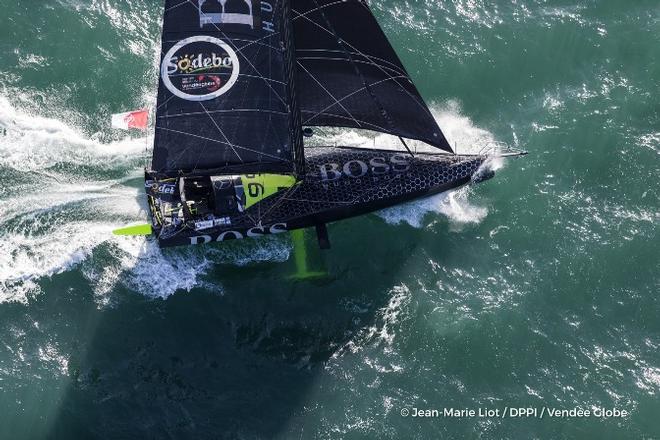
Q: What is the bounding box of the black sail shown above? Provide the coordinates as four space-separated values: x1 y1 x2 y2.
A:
152 0 303 176
291 0 453 152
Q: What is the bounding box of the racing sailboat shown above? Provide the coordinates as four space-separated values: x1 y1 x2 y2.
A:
116 0 525 248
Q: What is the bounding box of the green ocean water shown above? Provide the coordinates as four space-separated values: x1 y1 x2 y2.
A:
0 0 658 438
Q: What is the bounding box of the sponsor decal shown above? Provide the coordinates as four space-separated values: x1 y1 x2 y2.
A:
189 223 288 245
319 154 411 184
146 181 176 195
198 0 261 29
156 184 176 195
198 0 276 33
194 217 232 231
161 36 240 102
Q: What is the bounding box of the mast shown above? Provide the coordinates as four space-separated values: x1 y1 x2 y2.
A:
282 0 305 176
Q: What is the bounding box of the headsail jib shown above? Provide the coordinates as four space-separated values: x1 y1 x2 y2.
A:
153 0 303 177
291 0 453 153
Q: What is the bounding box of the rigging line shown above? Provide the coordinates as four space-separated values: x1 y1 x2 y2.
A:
302 117 446 152
197 101 244 167
251 180 304 223
164 0 188 12
236 73 286 85
300 111 390 133
158 109 289 119
290 5 438 125
398 136 415 157
222 36 281 52
258 107 288 165
251 184 294 223
296 56 404 76
160 32 279 52
301 75 410 124
230 40 263 163
230 31 285 55
167 72 287 85
183 0 288 107
305 0 398 135
156 126 288 161
296 61 363 128
290 1 346 21
156 94 175 111
163 124 224 171
296 48 406 74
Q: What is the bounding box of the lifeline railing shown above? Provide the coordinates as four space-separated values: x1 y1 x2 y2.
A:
477 141 528 157
452 141 528 158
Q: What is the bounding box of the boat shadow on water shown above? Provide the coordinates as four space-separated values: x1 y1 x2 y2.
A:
16 215 436 440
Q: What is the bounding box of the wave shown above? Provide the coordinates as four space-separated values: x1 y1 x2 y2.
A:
378 186 489 229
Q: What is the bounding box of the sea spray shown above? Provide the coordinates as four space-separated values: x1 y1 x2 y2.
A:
0 96 146 172
377 186 489 229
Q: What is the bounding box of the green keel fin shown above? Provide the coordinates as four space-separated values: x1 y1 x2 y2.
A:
113 223 153 236
288 229 328 281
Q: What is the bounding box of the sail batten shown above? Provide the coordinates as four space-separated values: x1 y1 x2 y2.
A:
291 0 453 153
153 0 300 176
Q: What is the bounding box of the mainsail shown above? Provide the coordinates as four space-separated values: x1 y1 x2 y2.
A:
153 0 303 176
291 0 453 152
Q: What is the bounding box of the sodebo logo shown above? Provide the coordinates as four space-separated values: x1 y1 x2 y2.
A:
161 36 240 102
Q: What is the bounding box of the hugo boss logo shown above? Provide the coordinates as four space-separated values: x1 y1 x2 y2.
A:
318 154 412 183
199 0 260 29
161 36 240 102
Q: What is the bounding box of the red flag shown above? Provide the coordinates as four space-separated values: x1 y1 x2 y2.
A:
111 109 148 130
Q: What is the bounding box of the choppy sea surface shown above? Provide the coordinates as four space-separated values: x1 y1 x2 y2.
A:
0 1 658 439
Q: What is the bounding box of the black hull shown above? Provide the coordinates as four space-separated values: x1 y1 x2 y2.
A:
145 147 489 248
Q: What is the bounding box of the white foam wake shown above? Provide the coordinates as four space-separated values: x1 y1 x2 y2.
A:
84 236 291 305
378 186 489 229
0 96 147 172
0 96 144 302
0 99 291 304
